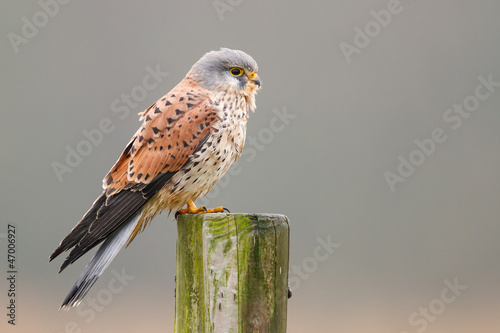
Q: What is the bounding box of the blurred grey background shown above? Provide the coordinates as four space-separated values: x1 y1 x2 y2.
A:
1 1 500 332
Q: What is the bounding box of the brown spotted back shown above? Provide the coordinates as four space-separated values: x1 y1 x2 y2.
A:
103 78 220 196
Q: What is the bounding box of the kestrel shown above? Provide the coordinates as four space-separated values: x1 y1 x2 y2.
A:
49 48 261 309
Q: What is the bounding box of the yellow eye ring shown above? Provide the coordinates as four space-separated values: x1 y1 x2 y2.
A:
230 67 244 77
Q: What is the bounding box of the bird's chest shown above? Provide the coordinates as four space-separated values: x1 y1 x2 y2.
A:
204 98 248 178
168 95 248 200
210 91 249 156
214 104 248 155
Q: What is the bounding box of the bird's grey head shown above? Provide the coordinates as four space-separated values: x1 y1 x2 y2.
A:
188 48 261 94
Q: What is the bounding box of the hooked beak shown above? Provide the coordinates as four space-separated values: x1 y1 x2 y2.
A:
248 72 261 87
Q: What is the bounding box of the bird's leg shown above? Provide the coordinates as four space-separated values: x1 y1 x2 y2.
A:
176 200 225 216
177 200 205 214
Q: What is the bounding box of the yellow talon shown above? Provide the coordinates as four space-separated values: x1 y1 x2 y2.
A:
204 206 225 213
176 200 225 216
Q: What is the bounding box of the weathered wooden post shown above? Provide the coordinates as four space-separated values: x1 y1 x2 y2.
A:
174 213 290 333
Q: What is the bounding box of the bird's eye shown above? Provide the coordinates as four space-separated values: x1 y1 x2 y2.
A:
230 68 243 77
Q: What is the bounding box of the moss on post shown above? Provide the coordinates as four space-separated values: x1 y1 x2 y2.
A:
174 213 290 333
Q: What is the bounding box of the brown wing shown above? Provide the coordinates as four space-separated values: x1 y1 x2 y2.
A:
104 80 219 196
50 79 220 271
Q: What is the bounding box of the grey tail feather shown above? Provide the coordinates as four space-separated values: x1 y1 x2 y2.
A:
59 211 142 310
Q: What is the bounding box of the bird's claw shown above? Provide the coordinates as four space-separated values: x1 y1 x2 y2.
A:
176 201 227 218
203 206 225 213
223 207 230 213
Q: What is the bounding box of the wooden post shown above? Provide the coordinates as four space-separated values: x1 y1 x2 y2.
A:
174 213 290 333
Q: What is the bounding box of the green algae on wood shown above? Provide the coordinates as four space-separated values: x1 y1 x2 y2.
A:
174 213 290 333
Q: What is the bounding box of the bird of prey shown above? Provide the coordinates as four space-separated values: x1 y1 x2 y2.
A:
49 48 261 310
